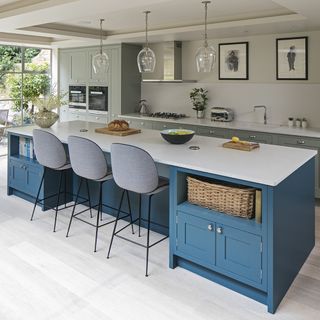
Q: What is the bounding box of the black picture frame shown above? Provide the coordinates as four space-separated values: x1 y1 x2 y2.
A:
219 42 249 80
276 36 308 80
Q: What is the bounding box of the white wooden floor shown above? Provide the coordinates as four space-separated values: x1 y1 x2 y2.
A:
0 157 319 320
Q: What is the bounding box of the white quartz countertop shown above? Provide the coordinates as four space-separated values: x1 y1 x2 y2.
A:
119 113 320 138
7 121 316 187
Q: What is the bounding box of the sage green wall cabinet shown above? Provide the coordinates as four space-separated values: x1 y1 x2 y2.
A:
70 51 88 84
109 44 142 121
59 44 141 124
276 135 320 197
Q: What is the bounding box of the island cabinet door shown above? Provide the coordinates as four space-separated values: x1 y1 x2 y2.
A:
216 224 262 285
9 159 42 197
176 211 215 268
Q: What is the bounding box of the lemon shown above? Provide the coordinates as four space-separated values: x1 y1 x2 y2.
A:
231 136 240 143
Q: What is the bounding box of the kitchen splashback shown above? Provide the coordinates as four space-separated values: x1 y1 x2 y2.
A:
141 82 320 127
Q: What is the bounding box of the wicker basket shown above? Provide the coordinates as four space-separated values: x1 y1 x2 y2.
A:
187 176 255 219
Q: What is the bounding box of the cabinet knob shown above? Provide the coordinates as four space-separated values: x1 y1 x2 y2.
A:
249 135 256 139
297 140 305 145
209 130 215 134
207 224 214 231
163 125 167 128
216 227 223 234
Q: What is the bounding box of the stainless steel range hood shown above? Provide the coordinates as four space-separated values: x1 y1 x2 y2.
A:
142 41 196 83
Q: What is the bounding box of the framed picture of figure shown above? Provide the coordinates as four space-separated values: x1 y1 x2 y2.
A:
219 42 249 80
276 37 308 80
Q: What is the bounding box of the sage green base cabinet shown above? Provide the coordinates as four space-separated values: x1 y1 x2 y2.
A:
197 127 231 139
232 130 274 144
59 44 141 123
126 119 153 129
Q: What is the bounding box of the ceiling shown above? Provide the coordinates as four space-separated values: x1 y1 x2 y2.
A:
0 0 319 48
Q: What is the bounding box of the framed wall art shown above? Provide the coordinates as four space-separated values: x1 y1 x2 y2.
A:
219 42 249 80
276 37 308 80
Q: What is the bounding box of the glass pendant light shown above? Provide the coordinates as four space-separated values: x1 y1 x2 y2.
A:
92 19 109 74
196 1 216 72
137 10 156 73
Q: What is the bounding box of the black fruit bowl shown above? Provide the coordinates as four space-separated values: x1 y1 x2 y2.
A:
160 129 195 144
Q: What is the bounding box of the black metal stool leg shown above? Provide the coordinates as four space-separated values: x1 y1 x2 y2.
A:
30 167 45 221
145 195 153 277
126 190 135 234
94 182 102 252
107 189 125 259
85 179 93 218
53 170 63 232
66 178 83 237
64 170 67 209
138 193 142 237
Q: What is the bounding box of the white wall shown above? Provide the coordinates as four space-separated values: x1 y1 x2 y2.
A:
141 30 320 127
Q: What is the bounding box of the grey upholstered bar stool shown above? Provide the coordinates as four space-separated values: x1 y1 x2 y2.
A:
67 136 132 252
107 143 169 276
31 129 72 232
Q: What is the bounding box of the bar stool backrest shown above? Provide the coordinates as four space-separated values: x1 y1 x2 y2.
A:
111 143 158 194
33 129 67 169
68 135 108 180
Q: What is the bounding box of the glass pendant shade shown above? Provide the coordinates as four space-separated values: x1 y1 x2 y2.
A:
93 51 109 74
92 18 109 74
137 10 156 73
137 47 156 73
196 44 216 72
196 1 215 72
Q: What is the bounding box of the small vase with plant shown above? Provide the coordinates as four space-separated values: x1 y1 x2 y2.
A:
189 88 208 119
33 89 67 128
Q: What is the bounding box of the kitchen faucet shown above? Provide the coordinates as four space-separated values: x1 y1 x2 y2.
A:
254 105 267 124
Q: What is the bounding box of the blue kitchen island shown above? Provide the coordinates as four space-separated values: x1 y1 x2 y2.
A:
6 121 316 313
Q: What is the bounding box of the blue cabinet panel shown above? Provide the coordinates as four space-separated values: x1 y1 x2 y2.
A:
8 158 43 197
177 211 215 266
216 224 262 284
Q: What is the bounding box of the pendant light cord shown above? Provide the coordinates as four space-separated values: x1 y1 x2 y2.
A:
203 1 210 48
144 11 151 48
99 18 104 55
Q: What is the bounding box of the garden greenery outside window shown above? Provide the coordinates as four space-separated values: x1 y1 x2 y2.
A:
0 46 52 127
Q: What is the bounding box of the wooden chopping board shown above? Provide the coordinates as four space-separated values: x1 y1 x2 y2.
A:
223 141 260 151
95 127 141 136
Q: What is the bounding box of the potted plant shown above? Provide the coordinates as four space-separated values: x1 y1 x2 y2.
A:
32 90 67 128
189 88 208 119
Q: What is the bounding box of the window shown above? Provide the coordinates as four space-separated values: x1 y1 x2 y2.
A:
0 46 52 126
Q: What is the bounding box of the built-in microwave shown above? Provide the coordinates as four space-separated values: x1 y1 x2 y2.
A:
88 86 108 113
69 85 87 110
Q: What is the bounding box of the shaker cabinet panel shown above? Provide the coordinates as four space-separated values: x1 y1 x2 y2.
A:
216 224 262 284
70 51 88 83
176 211 216 267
